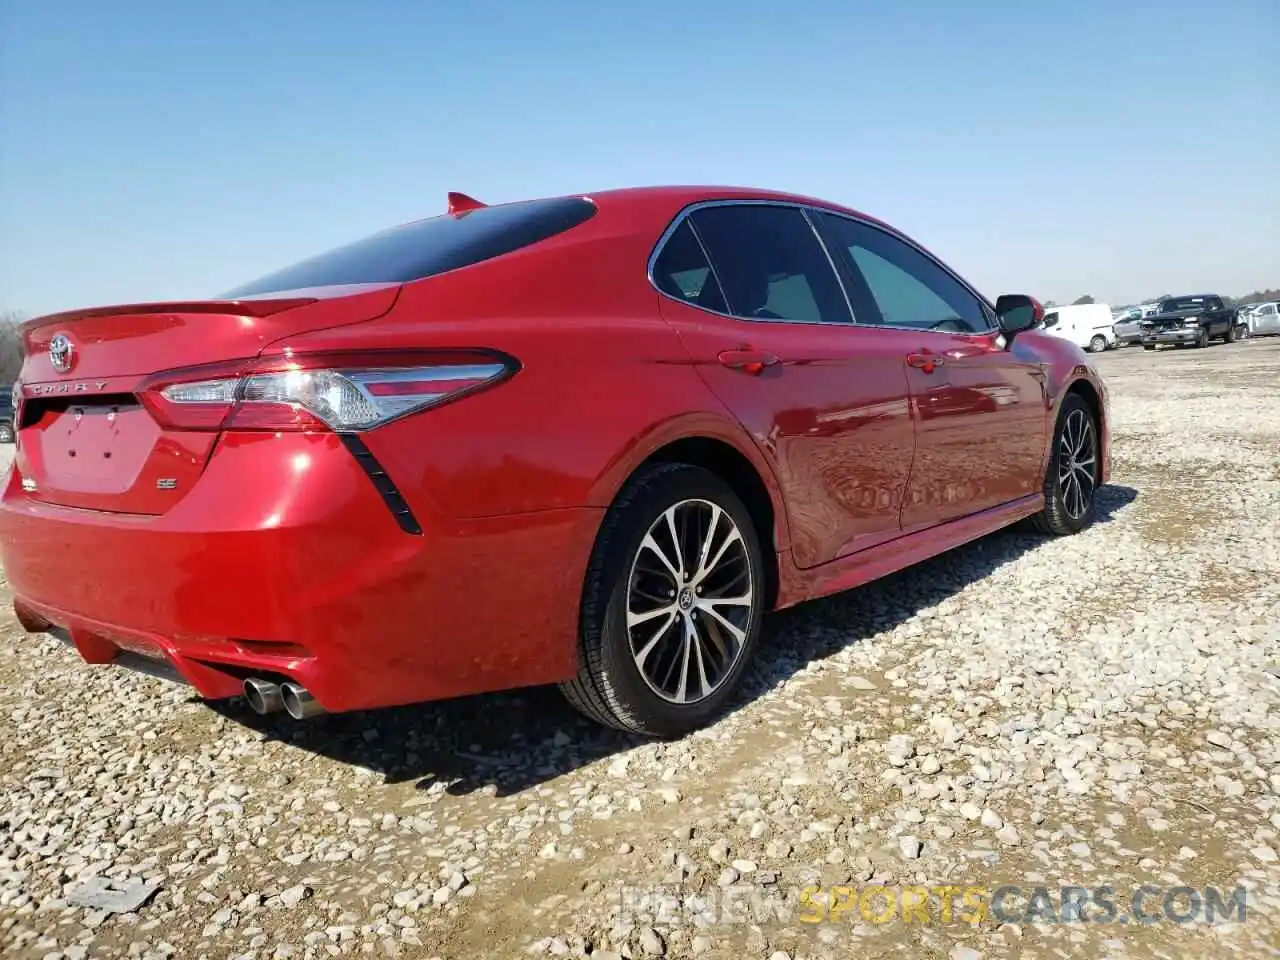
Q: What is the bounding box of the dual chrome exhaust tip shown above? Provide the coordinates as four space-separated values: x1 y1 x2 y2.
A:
242 677 324 720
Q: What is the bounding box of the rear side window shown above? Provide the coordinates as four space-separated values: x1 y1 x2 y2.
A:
219 196 597 298
651 220 728 314
687 205 852 324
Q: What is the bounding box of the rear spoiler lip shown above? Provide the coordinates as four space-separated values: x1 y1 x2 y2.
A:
20 282 402 333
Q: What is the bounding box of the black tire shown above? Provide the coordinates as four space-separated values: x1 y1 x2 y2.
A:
560 463 765 737
1143 344 1156 351
1088 335 1108 354
1033 393 1100 536
1195 328 1209 348
0 422 12 444
1224 324 1238 343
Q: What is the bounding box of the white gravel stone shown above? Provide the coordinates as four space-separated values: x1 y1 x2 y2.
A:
638 925 666 956
995 825 1021 845
278 885 311 908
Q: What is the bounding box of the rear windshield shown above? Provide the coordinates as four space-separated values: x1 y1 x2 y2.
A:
219 196 597 298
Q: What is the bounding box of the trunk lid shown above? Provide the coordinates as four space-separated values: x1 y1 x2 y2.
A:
14 283 400 515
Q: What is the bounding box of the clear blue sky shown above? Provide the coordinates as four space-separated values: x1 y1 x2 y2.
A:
1 0 1276 318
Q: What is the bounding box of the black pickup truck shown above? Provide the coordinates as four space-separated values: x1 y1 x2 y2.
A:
1140 294 1243 350
0 384 13 444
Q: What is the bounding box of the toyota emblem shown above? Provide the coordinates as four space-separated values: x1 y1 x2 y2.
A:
49 334 76 374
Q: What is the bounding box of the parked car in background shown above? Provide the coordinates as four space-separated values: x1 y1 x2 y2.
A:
1111 307 1145 346
0 385 15 444
1140 294 1242 349
1248 301 1280 337
0 185 1110 737
1041 303 1118 353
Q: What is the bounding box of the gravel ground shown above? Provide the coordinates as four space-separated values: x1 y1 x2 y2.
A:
1 339 1278 960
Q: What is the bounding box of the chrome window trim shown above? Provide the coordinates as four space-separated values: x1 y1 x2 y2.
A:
800 206 858 323
646 199 855 328
646 198 1000 337
683 217 730 318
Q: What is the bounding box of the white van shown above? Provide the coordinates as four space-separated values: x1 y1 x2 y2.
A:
1040 303 1117 353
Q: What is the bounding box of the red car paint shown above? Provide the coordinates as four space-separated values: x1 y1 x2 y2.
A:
0 185 1110 715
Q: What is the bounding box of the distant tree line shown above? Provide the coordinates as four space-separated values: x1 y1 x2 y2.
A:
0 312 22 383
1224 289 1280 306
1052 289 1278 310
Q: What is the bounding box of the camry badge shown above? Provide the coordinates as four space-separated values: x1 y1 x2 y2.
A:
49 334 76 374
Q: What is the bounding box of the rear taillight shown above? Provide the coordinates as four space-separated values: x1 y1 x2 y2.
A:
139 350 516 432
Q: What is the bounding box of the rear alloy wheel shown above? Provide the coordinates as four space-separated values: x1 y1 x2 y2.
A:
1033 393 1099 536
0 422 12 444
1089 335 1108 353
561 463 764 737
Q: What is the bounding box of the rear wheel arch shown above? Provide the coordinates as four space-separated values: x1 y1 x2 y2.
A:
589 429 786 613
639 436 781 612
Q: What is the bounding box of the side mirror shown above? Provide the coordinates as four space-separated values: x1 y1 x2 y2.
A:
995 294 1043 342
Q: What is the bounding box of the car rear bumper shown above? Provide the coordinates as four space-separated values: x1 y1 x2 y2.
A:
0 432 598 713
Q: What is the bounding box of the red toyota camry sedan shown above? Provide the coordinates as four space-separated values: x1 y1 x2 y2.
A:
0 186 1108 737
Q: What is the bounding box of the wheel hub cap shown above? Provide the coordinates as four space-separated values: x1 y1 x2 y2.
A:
1058 408 1097 520
626 499 755 705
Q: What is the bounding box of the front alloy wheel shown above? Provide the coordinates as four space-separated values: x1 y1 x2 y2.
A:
1033 393 1099 535
561 463 764 737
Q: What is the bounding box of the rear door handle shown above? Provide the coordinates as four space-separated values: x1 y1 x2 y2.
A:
717 350 779 375
906 352 945 374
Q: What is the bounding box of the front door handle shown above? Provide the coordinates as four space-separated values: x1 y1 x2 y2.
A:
906 352 945 374
717 350 780 375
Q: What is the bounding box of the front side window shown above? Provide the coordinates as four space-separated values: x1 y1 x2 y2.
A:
815 213 988 333
687 205 852 324
220 196 598 298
